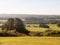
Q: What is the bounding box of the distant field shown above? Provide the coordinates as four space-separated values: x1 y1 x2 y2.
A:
26 24 60 32
0 24 60 45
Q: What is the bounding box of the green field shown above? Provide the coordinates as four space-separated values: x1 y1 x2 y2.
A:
26 24 60 32
0 37 60 45
0 24 60 45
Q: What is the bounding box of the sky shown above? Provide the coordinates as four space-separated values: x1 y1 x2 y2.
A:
0 0 60 15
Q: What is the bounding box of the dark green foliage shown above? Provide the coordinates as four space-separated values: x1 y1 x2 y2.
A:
33 25 37 27
1 18 14 30
57 21 60 27
34 32 44 36
14 18 30 35
39 24 49 28
44 30 60 37
0 32 18 37
1 18 30 36
27 25 30 27
44 30 53 36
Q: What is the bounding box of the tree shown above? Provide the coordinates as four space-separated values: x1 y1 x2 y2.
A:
2 18 14 30
14 18 30 35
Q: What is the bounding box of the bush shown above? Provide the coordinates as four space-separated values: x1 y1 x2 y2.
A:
27 25 30 27
39 24 49 28
57 21 60 27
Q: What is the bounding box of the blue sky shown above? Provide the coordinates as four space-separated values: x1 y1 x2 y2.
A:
0 0 60 15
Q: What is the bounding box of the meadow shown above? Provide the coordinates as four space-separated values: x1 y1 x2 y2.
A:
0 24 60 45
26 24 60 32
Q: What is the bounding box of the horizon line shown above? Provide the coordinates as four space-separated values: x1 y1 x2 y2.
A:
0 14 60 15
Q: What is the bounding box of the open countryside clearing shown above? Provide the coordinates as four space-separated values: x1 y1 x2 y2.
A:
0 24 60 45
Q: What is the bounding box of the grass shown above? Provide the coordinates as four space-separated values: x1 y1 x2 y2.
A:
26 24 60 32
0 24 60 45
0 37 60 45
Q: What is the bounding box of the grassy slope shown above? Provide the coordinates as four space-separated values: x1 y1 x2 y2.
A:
0 37 60 45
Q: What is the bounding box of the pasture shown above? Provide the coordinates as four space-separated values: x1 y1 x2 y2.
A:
26 24 60 32
0 24 60 45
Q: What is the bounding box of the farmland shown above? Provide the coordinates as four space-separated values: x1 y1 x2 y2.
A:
0 24 60 45
26 24 60 32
